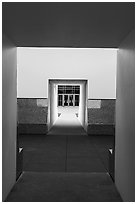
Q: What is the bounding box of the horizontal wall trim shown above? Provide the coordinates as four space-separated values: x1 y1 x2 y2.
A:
88 123 115 125
17 46 119 48
17 98 48 99
17 98 115 100
88 98 116 100
18 123 47 125
18 123 115 125
19 133 47 135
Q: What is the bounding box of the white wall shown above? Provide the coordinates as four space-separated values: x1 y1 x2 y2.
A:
2 34 17 201
115 29 135 201
17 48 117 99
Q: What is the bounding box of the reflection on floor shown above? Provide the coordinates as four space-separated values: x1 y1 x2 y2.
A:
58 106 79 115
6 108 121 201
48 107 87 136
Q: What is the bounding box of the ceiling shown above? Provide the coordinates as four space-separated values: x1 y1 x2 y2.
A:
2 2 135 48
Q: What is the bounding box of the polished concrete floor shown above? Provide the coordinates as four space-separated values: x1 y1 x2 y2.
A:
6 111 121 202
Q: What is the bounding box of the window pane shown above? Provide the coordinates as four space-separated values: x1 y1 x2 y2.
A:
58 95 63 106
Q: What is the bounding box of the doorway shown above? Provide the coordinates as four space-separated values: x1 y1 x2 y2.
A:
48 79 88 132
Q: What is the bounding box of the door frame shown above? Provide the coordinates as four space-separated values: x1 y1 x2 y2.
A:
48 79 88 132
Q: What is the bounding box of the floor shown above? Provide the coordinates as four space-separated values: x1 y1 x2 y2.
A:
48 106 87 136
6 110 122 202
20 135 110 173
6 172 122 202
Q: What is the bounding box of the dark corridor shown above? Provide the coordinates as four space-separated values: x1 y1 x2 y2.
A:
6 132 122 202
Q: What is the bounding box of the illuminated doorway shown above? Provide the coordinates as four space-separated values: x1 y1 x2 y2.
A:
48 79 88 133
